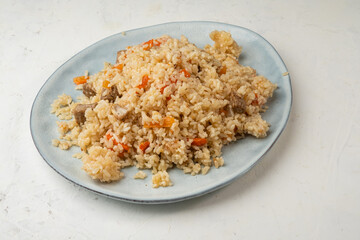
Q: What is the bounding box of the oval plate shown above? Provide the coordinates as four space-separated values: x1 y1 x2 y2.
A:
30 21 292 204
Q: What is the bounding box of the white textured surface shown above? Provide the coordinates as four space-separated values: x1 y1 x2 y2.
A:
1 0 359 239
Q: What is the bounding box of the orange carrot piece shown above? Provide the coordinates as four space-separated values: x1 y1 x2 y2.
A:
144 116 175 128
219 66 227 75
219 109 227 115
102 80 110 89
73 76 89 85
160 85 167 94
106 133 129 152
191 138 207 146
143 122 159 128
143 39 154 50
251 93 259 105
139 141 150 152
120 142 130 152
180 69 190 78
136 75 149 89
162 116 175 127
113 63 124 71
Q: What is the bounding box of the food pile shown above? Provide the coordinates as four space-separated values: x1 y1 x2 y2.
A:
51 31 277 187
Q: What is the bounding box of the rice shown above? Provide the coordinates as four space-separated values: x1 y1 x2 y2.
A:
51 30 277 187
134 171 147 179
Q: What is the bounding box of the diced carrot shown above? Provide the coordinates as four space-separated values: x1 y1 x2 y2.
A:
160 79 176 94
139 141 150 152
136 75 149 89
219 109 227 115
144 116 175 128
113 63 124 71
106 133 118 145
169 75 178 84
106 133 129 152
219 66 227 75
162 116 175 127
180 69 190 78
166 96 172 101
73 76 89 85
120 142 130 152
106 134 119 145
106 133 111 140
143 39 154 50
160 85 167 94
251 93 259 105
191 138 207 146
102 80 110 89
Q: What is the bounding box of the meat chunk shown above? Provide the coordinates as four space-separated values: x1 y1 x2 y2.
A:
73 103 97 125
111 104 128 120
82 83 96 98
229 91 246 114
116 50 126 64
101 85 121 103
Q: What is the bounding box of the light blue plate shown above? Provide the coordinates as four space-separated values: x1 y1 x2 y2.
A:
30 21 292 204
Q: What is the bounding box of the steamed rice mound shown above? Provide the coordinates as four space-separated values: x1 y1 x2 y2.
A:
51 30 277 187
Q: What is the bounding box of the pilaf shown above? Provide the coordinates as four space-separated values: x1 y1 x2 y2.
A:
51 30 277 187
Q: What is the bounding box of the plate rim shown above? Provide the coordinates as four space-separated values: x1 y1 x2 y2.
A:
30 21 292 204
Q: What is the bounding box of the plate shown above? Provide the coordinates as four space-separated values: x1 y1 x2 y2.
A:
30 21 292 204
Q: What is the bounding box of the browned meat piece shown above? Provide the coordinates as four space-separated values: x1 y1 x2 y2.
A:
82 83 96 98
73 103 97 125
116 50 126 64
111 104 128 120
101 85 121 103
229 91 246 114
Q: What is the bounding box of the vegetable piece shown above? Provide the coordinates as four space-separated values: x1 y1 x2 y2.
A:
136 75 149 89
139 141 150 152
113 63 124 71
251 93 259 106
120 142 130 152
73 76 89 85
144 116 175 128
160 85 167 94
219 109 227 115
106 133 117 144
191 138 207 146
162 116 175 127
179 69 190 78
219 66 227 75
105 133 130 152
102 80 110 89
143 39 154 50
143 122 159 128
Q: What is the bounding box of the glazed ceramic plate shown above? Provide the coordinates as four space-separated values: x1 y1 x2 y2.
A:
30 21 292 204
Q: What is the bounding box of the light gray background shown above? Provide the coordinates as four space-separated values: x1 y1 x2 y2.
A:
0 0 359 239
